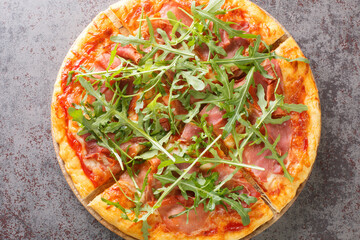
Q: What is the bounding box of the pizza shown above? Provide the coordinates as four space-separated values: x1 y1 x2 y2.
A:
51 0 321 239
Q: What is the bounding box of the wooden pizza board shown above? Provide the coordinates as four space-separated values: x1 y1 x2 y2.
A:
52 1 319 239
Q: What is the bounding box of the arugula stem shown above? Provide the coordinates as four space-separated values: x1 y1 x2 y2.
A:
199 158 265 171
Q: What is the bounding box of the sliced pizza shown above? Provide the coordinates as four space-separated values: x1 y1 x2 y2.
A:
52 0 321 239
89 161 273 240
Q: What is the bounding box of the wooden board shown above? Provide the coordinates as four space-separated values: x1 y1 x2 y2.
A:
52 1 319 239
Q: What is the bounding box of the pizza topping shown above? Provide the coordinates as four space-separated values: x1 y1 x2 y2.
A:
63 0 309 237
159 2 193 27
253 59 284 103
218 22 250 59
157 196 209 234
200 105 227 135
180 122 203 143
266 120 292 156
242 143 283 182
116 46 142 64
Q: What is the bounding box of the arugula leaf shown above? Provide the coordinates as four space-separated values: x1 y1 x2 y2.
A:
141 220 151 240
281 103 308 113
181 71 205 91
66 71 74 86
222 66 255 137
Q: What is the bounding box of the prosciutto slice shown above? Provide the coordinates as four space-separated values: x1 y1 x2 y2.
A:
81 139 119 186
180 123 203 143
219 22 250 59
142 2 193 42
200 105 227 135
253 59 284 103
116 46 142 64
81 136 147 185
211 164 260 200
196 22 250 61
266 120 292 156
162 95 188 115
242 143 283 182
157 196 209 234
159 2 193 27
118 157 161 203
95 53 122 70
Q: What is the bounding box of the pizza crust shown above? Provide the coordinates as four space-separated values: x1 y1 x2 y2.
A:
256 37 321 212
51 12 122 198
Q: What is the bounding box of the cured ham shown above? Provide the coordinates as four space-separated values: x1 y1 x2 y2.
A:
159 2 193 27
218 22 250 59
119 137 147 158
266 120 292 156
142 2 193 42
82 138 120 186
157 196 209 234
253 59 284 103
196 22 250 61
211 164 261 200
95 53 122 70
242 143 283 182
81 135 147 186
200 105 227 135
180 123 203 143
116 46 142 64
162 95 188 115
118 157 161 203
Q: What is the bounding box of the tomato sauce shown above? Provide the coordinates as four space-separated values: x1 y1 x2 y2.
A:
56 17 117 186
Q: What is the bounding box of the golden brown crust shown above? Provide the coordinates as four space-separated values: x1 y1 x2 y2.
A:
110 0 284 46
89 181 273 240
88 181 149 240
256 37 321 212
51 12 121 198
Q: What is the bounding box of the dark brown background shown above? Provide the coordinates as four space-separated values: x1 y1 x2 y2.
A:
1 0 359 239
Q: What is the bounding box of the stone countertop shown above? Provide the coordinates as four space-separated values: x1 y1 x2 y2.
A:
1 0 359 239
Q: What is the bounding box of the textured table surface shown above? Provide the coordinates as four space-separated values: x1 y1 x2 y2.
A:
1 0 359 239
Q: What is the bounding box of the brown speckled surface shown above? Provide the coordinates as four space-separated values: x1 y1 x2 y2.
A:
0 0 359 239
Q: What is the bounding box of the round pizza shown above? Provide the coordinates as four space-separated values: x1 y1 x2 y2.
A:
51 0 321 239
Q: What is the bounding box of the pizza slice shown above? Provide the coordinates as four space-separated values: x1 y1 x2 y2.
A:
89 159 273 240
241 37 320 212
51 11 125 198
201 37 320 212
51 10 150 198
